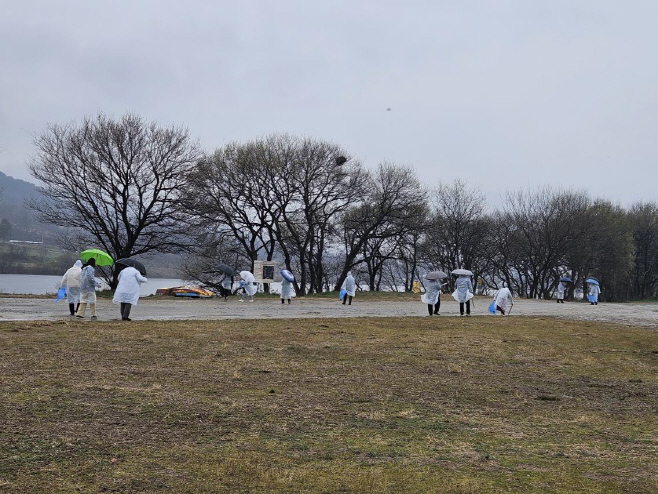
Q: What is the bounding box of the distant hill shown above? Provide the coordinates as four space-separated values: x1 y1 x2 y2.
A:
0 171 183 277
0 171 42 207
0 171 59 243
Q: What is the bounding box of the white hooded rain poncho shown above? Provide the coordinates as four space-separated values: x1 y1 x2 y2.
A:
557 282 565 300
280 279 294 299
588 283 600 303
421 279 441 305
493 287 513 314
60 260 83 304
113 266 148 306
342 272 356 297
79 263 99 303
240 271 258 297
452 275 474 303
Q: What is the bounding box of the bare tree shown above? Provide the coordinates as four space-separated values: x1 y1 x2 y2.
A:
494 187 591 298
336 163 426 291
359 201 429 291
628 202 658 299
422 180 491 291
28 113 202 288
566 199 632 301
184 134 363 296
274 137 365 295
396 225 427 292
184 141 279 274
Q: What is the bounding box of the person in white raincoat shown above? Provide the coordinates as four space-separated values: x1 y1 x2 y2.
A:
493 286 513 315
452 275 473 316
113 266 147 320
60 260 83 316
421 279 442 316
76 258 100 320
556 282 565 303
588 283 600 305
239 271 257 302
341 272 356 305
218 273 233 300
280 278 293 304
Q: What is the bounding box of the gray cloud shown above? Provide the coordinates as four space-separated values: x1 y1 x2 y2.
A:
1 0 656 206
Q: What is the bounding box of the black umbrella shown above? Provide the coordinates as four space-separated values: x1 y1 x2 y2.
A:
116 258 147 276
217 264 235 276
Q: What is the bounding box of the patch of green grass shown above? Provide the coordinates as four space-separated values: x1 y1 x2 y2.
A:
1 317 657 492
0 243 77 276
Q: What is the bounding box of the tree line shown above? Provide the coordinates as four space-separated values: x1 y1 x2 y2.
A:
28 113 658 300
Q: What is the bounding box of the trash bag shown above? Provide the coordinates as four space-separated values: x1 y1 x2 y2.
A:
488 301 496 314
339 288 346 300
55 286 66 302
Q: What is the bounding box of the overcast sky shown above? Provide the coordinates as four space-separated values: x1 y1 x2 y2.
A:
1 0 656 207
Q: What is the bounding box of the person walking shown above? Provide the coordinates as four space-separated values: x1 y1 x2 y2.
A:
493 286 513 315
421 278 441 316
556 282 565 303
75 258 99 320
342 272 356 305
588 282 600 305
238 271 257 302
60 260 82 316
112 265 147 321
452 274 474 316
219 273 233 300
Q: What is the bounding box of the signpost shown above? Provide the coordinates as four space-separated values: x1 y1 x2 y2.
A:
253 261 276 283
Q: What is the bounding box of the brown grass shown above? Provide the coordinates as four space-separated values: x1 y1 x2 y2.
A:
1 316 657 492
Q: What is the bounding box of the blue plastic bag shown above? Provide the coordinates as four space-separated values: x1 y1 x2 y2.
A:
339 288 346 300
54 286 66 302
587 294 596 303
488 301 496 314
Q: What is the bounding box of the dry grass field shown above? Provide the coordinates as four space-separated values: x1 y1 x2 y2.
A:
1 316 657 492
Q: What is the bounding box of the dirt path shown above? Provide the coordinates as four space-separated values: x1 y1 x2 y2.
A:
1 295 657 327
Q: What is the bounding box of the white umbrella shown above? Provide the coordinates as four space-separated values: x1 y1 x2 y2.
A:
451 268 473 276
240 271 256 283
425 270 448 280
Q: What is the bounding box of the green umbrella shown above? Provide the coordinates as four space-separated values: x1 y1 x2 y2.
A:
80 249 114 266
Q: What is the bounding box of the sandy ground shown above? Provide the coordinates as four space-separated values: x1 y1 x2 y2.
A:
1 295 657 327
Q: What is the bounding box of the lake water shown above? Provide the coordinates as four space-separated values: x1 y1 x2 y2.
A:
0 274 185 297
